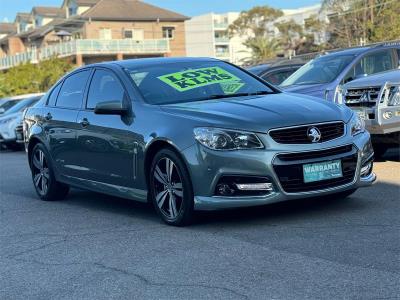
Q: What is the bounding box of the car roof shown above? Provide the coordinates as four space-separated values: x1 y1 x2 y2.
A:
90 57 221 69
2 92 44 101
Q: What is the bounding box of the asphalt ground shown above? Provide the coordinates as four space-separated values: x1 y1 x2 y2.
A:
0 148 399 299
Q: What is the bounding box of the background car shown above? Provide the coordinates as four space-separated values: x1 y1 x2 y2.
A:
280 42 400 101
0 95 43 150
339 69 400 158
247 60 305 85
0 93 44 116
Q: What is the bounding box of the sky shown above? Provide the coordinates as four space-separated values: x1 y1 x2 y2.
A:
0 0 321 22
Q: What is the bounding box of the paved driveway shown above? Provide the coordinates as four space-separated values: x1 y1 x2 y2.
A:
0 150 399 299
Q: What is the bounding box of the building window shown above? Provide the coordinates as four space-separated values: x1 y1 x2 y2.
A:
162 27 175 39
99 28 112 40
68 7 77 17
124 29 144 40
124 30 133 39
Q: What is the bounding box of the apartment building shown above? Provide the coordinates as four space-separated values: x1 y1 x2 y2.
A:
185 13 250 65
0 0 188 70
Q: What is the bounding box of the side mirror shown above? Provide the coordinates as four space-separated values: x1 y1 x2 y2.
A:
94 100 128 116
0 108 5 114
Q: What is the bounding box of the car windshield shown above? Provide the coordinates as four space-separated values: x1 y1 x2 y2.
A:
126 61 275 105
3 97 40 115
0 99 20 113
280 54 355 86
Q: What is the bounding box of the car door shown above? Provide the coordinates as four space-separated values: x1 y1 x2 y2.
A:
43 69 91 178
75 68 136 188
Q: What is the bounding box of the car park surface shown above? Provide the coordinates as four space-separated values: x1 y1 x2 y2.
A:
0 149 399 299
23 57 375 226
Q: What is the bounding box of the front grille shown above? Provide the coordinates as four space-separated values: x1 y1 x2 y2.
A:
269 122 345 144
15 124 23 133
344 87 381 108
273 146 357 193
277 145 353 161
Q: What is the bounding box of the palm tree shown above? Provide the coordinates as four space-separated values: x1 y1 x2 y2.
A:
244 37 281 64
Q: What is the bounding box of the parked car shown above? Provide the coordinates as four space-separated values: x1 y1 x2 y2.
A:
280 42 400 101
24 57 375 226
339 69 400 158
0 93 44 116
247 61 305 85
0 95 43 150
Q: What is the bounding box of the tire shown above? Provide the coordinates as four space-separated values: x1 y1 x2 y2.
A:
30 143 69 201
372 143 389 159
327 188 358 200
149 148 194 226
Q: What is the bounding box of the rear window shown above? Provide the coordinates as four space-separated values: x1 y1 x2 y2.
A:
126 61 274 105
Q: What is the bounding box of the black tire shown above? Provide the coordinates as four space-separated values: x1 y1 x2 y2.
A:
372 143 389 159
327 188 358 200
30 143 69 201
149 148 194 226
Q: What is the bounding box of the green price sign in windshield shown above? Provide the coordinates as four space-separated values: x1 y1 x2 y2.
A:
158 67 242 93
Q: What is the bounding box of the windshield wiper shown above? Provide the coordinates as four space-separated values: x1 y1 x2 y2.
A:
177 91 273 104
206 91 273 100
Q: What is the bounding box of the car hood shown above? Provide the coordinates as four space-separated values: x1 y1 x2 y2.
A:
160 92 352 132
280 83 327 98
344 70 400 89
0 112 20 121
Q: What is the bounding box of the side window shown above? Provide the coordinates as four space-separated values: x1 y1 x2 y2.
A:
56 70 90 109
397 49 400 67
86 69 125 110
47 82 62 106
355 50 394 76
262 69 296 85
343 50 395 84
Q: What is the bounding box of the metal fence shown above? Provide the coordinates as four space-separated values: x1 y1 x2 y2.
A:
0 39 170 70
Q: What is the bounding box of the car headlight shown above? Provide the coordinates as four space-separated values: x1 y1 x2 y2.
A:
194 127 264 150
350 113 365 136
388 86 400 106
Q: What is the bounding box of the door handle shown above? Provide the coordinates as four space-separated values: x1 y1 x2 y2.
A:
80 118 90 127
45 112 52 121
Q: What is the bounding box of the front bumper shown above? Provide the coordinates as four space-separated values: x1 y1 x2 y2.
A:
182 131 376 211
353 107 400 135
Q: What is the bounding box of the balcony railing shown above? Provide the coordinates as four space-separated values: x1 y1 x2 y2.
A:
214 22 229 29
214 37 230 43
0 39 170 70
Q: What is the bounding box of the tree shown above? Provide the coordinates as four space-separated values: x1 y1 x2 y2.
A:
228 6 283 38
0 57 74 98
228 6 283 64
275 20 304 56
368 1 400 42
243 37 281 64
322 0 400 48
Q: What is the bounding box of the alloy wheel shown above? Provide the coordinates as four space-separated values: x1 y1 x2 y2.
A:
32 149 50 196
152 157 184 220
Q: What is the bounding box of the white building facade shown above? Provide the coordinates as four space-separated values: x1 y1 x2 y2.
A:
185 12 250 65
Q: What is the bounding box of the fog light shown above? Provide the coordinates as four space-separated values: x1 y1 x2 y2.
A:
383 111 393 120
361 161 372 176
217 183 235 196
235 183 273 191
